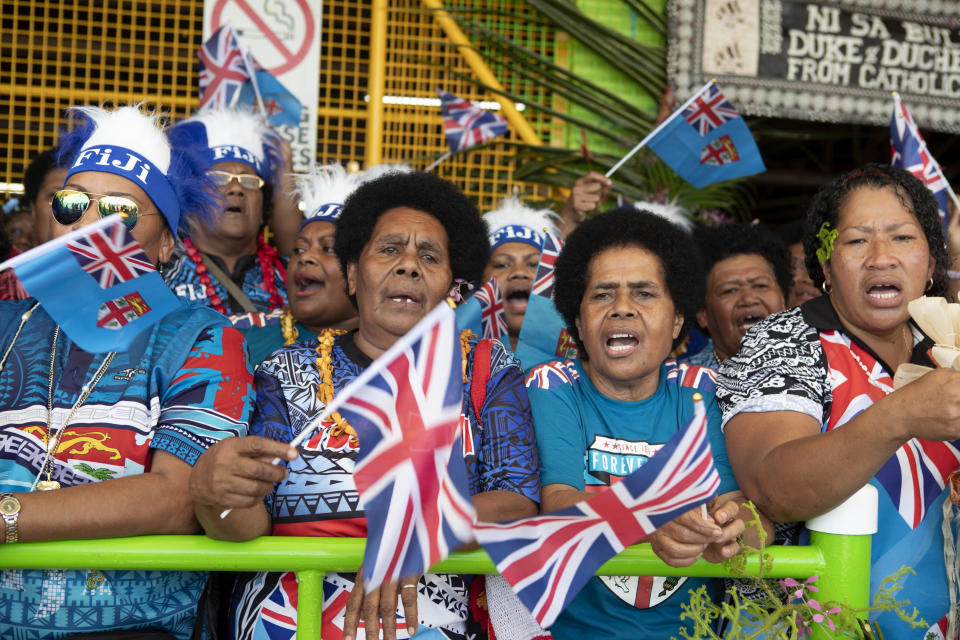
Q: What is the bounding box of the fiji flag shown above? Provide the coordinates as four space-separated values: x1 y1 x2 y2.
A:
474 395 720 628
0 216 182 353
236 67 302 128
891 93 955 233
334 303 476 591
646 81 765 188
515 231 580 372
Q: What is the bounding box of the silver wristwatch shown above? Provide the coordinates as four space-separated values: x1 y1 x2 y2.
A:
0 494 21 544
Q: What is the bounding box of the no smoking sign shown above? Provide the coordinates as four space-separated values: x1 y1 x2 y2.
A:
210 0 316 77
205 0 322 171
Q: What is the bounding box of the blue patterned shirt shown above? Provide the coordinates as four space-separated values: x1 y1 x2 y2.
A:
162 244 287 326
0 299 255 640
232 331 539 639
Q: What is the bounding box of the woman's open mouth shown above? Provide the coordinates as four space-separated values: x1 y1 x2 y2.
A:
605 331 639 355
294 274 325 297
866 282 902 306
735 312 765 333
505 288 530 313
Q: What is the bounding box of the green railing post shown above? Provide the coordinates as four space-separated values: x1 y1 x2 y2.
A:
806 485 878 640
297 569 324 640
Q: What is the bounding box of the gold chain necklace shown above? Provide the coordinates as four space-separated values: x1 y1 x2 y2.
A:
712 347 724 367
313 328 477 439
34 326 116 491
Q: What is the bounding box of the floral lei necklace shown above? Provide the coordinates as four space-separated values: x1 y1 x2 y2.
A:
314 328 477 438
182 235 286 315
281 307 298 345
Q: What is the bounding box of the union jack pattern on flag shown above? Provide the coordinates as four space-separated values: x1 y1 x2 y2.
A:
820 329 960 529
437 89 509 152
524 360 579 391
890 93 955 231
532 230 563 298
700 134 740 166
663 358 717 393
474 277 508 340
682 82 741 136
66 223 156 289
474 396 719 627
198 24 250 109
335 303 476 591
259 572 299 636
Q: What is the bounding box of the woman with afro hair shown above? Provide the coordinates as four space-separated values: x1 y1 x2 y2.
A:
526 205 747 640
191 170 541 640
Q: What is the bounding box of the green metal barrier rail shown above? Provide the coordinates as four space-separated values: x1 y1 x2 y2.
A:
0 526 871 640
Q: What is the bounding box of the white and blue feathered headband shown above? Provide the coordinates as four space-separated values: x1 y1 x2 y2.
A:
294 164 361 231
483 195 560 253
167 107 283 181
57 105 216 235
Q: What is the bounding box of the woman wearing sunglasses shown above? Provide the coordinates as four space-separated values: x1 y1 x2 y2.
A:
162 108 292 327
0 105 255 640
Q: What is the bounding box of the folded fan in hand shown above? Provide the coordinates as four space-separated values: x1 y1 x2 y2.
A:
894 296 960 387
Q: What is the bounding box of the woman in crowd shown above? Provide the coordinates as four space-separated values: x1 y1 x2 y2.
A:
687 223 791 369
717 164 956 638
190 171 541 640
481 195 560 351
776 220 822 308
242 164 360 365
22 146 69 248
0 106 254 639
163 108 292 326
526 206 746 640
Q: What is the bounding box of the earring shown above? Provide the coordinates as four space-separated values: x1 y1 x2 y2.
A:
926 277 934 292
445 278 473 308
821 281 831 295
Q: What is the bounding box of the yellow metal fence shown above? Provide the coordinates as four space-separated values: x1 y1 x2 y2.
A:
0 0 557 209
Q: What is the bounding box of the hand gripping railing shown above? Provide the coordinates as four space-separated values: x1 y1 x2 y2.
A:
0 487 878 640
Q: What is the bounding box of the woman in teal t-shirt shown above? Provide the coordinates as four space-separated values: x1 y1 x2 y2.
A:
526 206 750 640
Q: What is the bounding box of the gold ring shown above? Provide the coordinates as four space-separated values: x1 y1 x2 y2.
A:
401 583 417 589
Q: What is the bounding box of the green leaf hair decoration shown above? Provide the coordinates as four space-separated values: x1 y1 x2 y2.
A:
816 222 839 264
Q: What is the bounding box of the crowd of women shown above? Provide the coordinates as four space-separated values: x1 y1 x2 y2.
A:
0 103 954 640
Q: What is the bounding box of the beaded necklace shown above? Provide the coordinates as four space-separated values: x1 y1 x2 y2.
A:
256 234 286 311
183 234 286 315
313 328 477 438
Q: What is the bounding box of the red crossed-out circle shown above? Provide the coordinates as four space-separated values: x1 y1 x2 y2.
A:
211 0 315 76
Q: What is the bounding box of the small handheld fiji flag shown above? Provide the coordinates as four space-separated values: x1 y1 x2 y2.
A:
474 394 719 628
438 89 509 152
891 93 957 233
0 216 182 353
334 303 476 591
642 81 765 188
515 231 580 371
235 66 302 128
